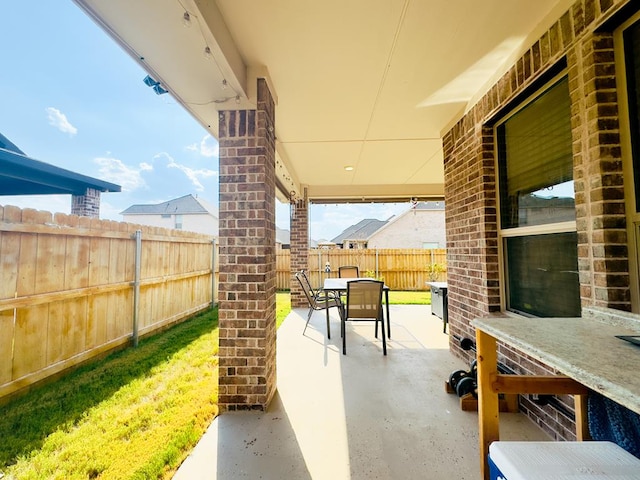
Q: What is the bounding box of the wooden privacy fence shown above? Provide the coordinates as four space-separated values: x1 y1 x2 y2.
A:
0 205 215 399
276 248 447 290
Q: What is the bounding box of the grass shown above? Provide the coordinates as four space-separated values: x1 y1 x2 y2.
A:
1 291 425 479
388 290 431 305
276 292 291 328
0 308 219 480
274 289 431 323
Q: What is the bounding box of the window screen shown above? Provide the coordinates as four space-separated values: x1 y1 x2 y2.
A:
498 77 575 228
505 233 580 317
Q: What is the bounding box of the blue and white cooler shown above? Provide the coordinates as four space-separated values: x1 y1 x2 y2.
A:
488 441 640 479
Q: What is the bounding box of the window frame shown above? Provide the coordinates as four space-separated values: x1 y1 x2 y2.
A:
495 72 578 316
615 10 640 312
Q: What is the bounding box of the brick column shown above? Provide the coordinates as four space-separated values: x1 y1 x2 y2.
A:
290 196 309 308
218 78 277 412
71 188 101 218
569 33 630 311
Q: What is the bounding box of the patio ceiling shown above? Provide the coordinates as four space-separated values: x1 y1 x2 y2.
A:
73 0 574 203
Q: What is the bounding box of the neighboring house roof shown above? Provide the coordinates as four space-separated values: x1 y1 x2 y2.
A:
331 218 389 244
120 194 218 216
0 133 121 196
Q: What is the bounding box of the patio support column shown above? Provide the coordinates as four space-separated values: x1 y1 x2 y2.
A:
290 195 309 308
71 188 101 218
218 78 277 412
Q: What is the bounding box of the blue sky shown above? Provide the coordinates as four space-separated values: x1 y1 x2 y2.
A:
0 1 410 241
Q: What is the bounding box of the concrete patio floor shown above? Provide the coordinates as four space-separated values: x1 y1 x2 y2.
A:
174 304 550 479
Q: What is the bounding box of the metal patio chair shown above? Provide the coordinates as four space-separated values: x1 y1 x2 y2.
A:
295 270 342 338
338 265 359 278
341 279 386 355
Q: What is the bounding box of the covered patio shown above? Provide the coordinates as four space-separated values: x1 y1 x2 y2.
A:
175 305 549 479
71 1 640 478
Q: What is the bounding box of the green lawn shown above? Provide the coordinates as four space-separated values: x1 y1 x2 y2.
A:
0 309 219 480
1 292 428 479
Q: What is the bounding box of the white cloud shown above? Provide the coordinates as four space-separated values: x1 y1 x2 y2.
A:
155 152 217 191
46 107 77 136
94 156 149 192
186 134 218 158
199 134 218 157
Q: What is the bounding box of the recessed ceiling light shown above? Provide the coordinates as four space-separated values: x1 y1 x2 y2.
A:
344 166 354 171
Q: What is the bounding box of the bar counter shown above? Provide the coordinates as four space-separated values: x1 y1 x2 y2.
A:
471 306 640 479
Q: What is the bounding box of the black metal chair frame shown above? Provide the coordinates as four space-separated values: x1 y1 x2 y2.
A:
295 270 342 338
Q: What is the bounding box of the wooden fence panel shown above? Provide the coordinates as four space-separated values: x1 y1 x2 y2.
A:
0 206 214 400
0 231 20 299
13 305 49 379
65 235 90 290
17 234 37 296
277 248 447 290
0 310 14 384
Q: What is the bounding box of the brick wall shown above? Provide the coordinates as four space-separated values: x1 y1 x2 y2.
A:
217 78 277 412
71 188 101 218
290 197 309 308
443 0 634 441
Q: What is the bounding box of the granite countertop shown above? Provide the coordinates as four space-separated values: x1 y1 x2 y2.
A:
472 307 640 414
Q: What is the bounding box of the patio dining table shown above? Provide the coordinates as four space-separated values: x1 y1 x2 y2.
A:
323 277 391 339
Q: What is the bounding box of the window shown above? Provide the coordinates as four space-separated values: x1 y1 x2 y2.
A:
623 17 640 213
616 12 640 309
497 76 580 317
175 214 183 230
161 214 171 219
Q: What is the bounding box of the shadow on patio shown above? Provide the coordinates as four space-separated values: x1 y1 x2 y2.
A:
175 305 549 479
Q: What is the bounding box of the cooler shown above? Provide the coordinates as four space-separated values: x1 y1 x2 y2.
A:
488 441 640 479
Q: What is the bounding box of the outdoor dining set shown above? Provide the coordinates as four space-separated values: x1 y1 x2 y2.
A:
294 266 391 355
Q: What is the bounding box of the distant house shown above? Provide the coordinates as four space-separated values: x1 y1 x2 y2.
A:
0 132 121 218
332 202 446 249
276 227 290 249
121 194 218 236
368 202 445 249
276 227 320 249
331 218 389 249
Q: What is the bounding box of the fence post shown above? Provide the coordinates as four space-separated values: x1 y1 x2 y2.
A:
376 249 379 278
132 229 142 347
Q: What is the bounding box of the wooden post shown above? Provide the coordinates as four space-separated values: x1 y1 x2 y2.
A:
476 329 499 480
575 394 591 441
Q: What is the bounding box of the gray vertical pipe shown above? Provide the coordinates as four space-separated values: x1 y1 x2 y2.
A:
132 229 142 347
